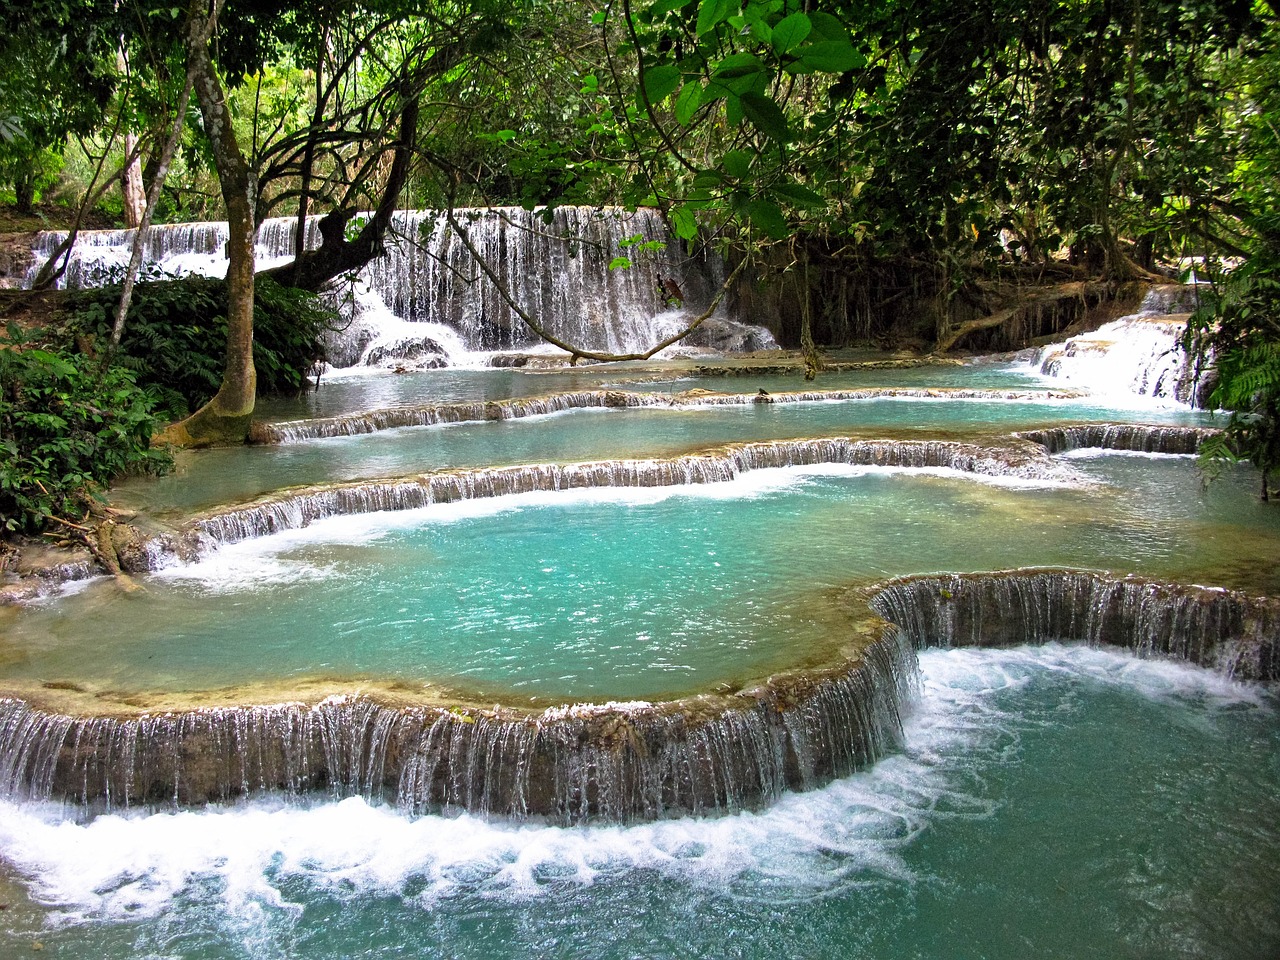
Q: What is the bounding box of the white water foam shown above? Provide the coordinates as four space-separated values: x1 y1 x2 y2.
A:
1058 448 1196 461
27 208 770 365
0 645 1265 927
1026 313 1197 409
323 288 487 372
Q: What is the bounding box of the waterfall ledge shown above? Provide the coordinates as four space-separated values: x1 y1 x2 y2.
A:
0 569 1273 822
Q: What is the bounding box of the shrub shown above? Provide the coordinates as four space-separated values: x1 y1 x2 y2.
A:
0 327 171 533
65 275 336 418
1188 258 1280 500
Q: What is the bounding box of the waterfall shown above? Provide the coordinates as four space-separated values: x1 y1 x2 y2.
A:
2 567 1272 819
359 207 726 354
1031 285 1205 406
252 386 1081 443
1016 423 1220 455
0 629 915 821
250 390 663 442
27 218 317 288
25 207 773 362
870 570 1280 681
185 437 1082 550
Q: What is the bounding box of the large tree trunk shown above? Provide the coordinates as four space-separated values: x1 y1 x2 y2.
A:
157 0 257 447
116 49 147 229
110 76 195 350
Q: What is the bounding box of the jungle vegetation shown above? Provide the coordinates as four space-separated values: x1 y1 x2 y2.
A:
0 0 1276 525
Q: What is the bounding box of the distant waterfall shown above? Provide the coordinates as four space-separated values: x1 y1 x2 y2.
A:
359 207 724 354
1031 285 1206 406
27 217 314 289
26 207 776 363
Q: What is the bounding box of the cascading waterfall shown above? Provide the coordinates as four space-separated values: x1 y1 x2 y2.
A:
1031 285 1205 405
358 207 729 354
0 567 1272 819
870 570 1280 681
182 437 1082 551
1016 423 1219 455
25 207 773 363
254 386 1088 443
27 217 317 289
0 627 916 820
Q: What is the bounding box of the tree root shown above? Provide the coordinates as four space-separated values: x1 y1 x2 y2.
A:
934 281 1115 354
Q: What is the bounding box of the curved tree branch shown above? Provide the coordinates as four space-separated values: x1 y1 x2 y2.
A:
443 203 747 363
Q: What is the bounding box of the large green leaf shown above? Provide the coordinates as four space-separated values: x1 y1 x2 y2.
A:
721 149 754 178
740 92 791 142
807 11 848 41
670 205 699 241
696 0 734 36
675 81 703 125
745 197 791 238
643 63 682 103
793 40 864 74
771 12 811 54
713 52 766 79
772 181 826 208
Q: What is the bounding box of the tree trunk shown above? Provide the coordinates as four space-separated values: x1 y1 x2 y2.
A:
12 157 36 214
157 0 257 447
110 76 195 350
116 49 147 229
121 132 147 228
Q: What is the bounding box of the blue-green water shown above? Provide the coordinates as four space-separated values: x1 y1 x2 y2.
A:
0 647 1275 959
118 391 1216 515
2 359 1277 958
8 457 1277 700
257 361 1046 421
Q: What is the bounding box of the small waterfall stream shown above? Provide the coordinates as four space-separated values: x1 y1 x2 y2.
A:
0 628 916 820
1031 285 1205 405
870 570 1279 680
0 569 1272 819
1015 423 1218 455
253 386 1089 443
182 436 1083 551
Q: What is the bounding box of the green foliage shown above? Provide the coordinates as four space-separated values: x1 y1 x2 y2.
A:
0 327 171 533
0 0 123 210
1189 264 1280 497
64 276 336 418
1184 15 1280 499
584 0 1269 283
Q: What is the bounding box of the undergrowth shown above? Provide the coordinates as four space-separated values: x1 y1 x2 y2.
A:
64 274 336 419
0 325 171 533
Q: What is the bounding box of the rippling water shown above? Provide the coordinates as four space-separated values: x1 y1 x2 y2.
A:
118 380 1216 515
2 353 1275 957
0 647 1275 959
8 456 1277 699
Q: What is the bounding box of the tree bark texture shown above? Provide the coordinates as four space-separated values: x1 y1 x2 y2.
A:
158 0 257 447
